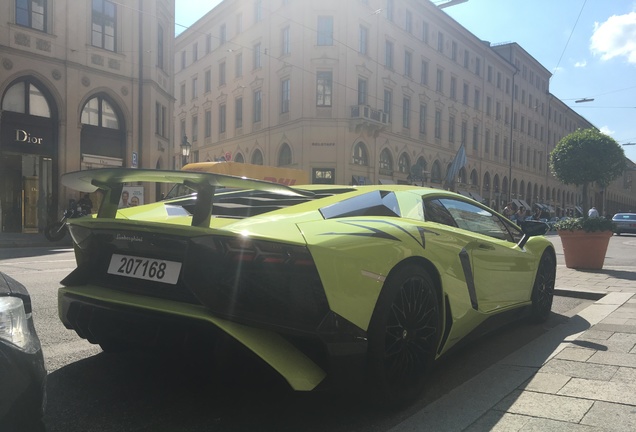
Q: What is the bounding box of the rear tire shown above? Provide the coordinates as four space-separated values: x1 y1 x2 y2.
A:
44 221 66 242
367 265 440 407
530 251 556 323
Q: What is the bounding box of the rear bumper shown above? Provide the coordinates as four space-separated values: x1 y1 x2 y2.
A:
59 285 368 391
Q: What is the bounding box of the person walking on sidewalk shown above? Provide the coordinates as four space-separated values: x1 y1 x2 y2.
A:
588 206 599 218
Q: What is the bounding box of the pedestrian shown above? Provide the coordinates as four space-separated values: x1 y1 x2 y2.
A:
588 206 599 218
532 207 541 220
78 193 93 214
503 202 518 221
515 206 526 225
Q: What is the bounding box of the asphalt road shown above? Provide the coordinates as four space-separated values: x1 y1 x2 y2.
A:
0 245 599 432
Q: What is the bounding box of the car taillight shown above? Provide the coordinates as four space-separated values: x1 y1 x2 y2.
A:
183 235 330 333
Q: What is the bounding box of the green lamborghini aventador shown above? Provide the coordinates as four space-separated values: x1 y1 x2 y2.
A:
58 168 555 406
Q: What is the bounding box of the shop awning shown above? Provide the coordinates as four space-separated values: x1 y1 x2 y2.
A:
457 190 472 198
518 199 531 210
469 191 485 203
512 199 523 208
378 179 395 185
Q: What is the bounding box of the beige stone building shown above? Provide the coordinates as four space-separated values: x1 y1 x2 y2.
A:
0 0 175 233
175 0 635 216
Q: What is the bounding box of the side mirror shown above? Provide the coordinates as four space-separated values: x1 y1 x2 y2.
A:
517 220 549 248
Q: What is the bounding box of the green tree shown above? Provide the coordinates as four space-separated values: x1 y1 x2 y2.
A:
550 128 625 216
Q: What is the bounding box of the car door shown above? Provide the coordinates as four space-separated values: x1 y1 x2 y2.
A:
424 197 536 313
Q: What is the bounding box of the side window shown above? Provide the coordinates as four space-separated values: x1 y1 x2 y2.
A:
423 199 457 227
438 198 518 242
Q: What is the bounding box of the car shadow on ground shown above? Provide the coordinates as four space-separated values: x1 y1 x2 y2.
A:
573 268 636 281
43 309 584 432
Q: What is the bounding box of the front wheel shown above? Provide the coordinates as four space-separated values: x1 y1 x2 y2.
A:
530 251 556 323
44 221 67 242
367 265 440 407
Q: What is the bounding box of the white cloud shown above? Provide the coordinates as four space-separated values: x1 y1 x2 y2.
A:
599 126 615 136
574 60 587 68
591 12 636 63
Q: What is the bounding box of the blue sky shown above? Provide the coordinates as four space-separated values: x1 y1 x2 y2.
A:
176 0 636 162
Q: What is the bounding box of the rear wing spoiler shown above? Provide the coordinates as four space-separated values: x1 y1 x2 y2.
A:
61 168 313 227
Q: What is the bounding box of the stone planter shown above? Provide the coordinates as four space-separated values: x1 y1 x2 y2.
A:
557 229 613 270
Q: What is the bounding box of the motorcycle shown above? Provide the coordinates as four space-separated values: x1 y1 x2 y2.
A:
44 200 88 242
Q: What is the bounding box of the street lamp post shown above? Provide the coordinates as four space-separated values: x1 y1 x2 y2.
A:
180 135 191 167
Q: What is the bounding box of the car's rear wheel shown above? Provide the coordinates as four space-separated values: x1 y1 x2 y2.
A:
530 251 556 323
367 265 440 407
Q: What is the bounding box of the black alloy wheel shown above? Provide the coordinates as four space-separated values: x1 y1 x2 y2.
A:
44 221 67 242
530 251 556 323
367 265 440 407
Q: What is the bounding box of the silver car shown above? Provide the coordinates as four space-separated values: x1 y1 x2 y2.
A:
612 213 636 235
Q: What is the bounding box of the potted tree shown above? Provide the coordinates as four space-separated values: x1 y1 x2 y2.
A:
550 128 625 269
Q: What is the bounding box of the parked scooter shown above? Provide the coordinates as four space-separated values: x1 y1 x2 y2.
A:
44 199 88 242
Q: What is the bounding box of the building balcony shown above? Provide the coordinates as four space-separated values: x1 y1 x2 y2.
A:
350 105 388 137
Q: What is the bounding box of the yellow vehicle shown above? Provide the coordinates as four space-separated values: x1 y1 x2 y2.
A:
166 162 310 198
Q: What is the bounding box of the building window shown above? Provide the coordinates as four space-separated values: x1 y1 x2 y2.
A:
437 31 444 53
179 83 185 105
204 70 211 93
463 49 469 68
494 134 500 156
235 53 243 78
255 0 262 22
16 0 47 31
421 60 429 85
379 148 393 172
383 89 392 123
92 0 117 51
193 42 198 62
474 88 480 109
205 109 212 137
278 143 292 166
475 57 481 76
434 110 441 139
155 102 166 137
157 25 164 70
219 62 226 86
180 119 185 141
431 161 442 183
236 13 243 34
448 115 455 144
192 115 198 142
402 97 410 129
282 26 290 55
485 129 490 154
472 125 478 150
220 24 226 45
235 97 243 128
357 77 367 105
461 120 467 145
317 16 333 46
252 149 264 165
281 78 290 113
219 104 226 134
359 26 368 55
385 40 393 69
451 41 457 61
253 43 261 69
405 10 412 33
352 142 368 165
450 76 457 100
436 68 443 93
316 71 332 107
419 104 427 135
181 51 186 69
81 96 118 129
253 89 262 122
486 96 492 116
462 83 468 105
192 77 198 100
386 0 394 21
206 34 212 54
398 153 410 174
422 21 429 43
404 51 412 78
